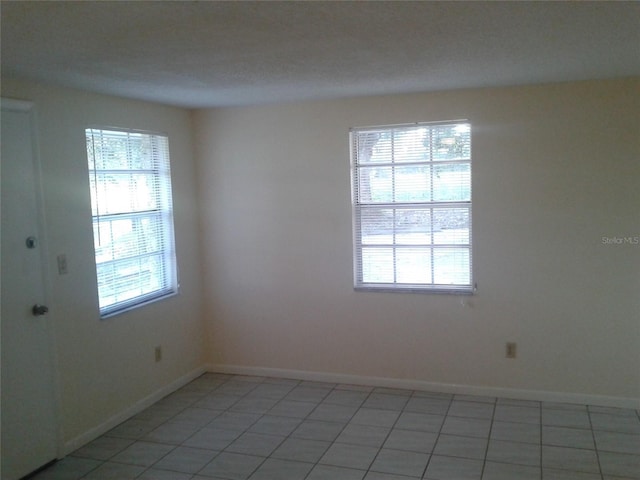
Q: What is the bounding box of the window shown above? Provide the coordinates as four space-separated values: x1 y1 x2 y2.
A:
86 127 178 317
351 121 472 293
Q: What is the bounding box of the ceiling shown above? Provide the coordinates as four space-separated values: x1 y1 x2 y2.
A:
2 1 639 108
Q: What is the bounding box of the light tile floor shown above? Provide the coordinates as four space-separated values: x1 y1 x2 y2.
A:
31 373 640 480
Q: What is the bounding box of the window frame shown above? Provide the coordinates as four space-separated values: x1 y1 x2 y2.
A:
350 120 473 294
85 126 178 318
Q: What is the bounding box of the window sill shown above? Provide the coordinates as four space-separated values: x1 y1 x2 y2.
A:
354 285 474 295
99 289 179 320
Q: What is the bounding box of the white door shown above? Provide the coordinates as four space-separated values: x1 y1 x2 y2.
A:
1 100 59 479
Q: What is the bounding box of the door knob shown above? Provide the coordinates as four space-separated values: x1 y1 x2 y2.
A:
32 304 49 316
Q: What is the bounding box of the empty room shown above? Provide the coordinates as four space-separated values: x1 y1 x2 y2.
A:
1 1 638 479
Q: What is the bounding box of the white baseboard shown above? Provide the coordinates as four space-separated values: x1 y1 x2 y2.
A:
63 366 206 455
207 363 640 410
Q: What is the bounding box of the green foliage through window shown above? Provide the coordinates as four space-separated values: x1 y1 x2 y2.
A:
86 128 178 316
351 122 472 292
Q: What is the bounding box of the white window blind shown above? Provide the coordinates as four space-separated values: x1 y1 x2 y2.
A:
86 127 177 317
351 121 472 293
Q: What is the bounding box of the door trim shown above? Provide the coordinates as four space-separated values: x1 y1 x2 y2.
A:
1 98 63 466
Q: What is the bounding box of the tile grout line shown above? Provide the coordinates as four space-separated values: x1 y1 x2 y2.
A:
146 374 254 479
285 381 362 479
361 389 411 479
241 377 355 479
163 375 261 479
539 401 544 480
148 374 275 479
586 405 606 480
126 383 232 480
296 380 357 477
419 391 454 480
478 396 498 480
299 385 371 479
222 375 303 480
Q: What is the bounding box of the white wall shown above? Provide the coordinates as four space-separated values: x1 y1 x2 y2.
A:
1 76 637 455
1 79 206 446
194 78 640 405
